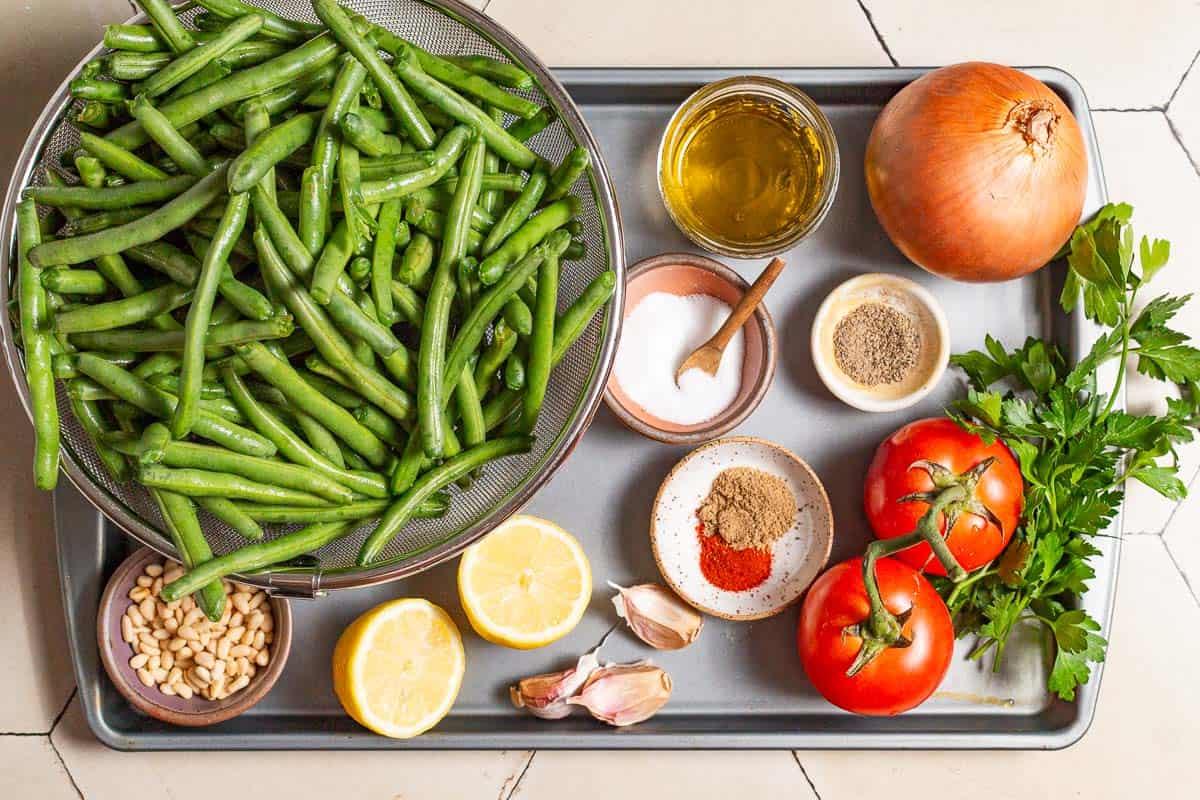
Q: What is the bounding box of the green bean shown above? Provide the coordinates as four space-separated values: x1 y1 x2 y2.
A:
389 281 425 327
71 157 106 192
134 352 182 379
358 124 473 204
140 464 330 507
220 366 387 498
106 30 344 151
352 404 404 449
505 108 555 143
408 187 496 229
481 168 547 257
475 319 517 397
53 351 136 379
358 152 437 181
480 107 505 217
502 295 533 336
141 14 264 98
76 353 276 457
16 201 59 489
191 0 323 43
337 129 367 252
67 377 118 402
74 101 118 131
104 24 166 53
443 233 566 405
70 316 292 352
456 254 479 312
137 0 195 54
152 490 226 621
313 0 434 148
280 407 339 468
188 218 257 261
522 249 558 432
483 270 616 430
227 111 319 193
359 436 532 564
456 362 485 450
126 240 272 320
298 166 324 256
125 434 355 504
478 197 578 285
419 135 485 458
64 206 154 236
446 54 533 91
235 341 391 467
311 215 365 304
173 191 250 438
369 199 403 324
26 173 198 211
235 60 338 119
54 283 192 334
564 239 586 261
390 45 536 170
311 56 365 203
416 102 455 130
71 395 130 481
299 368 364 409
544 147 590 203
107 52 172 81
146 374 229 399
340 113 406 157
406 206 490 243
162 520 354 602
69 77 129 103
79 131 168 181
197 496 264 540
29 162 229 268
129 97 210 177
241 99 276 208
42 269 109 296
504 348 526 390
163 60 232 104
231 497 447 523
396 231 434 286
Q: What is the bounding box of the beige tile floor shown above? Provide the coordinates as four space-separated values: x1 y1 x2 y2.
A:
3 1 1200 797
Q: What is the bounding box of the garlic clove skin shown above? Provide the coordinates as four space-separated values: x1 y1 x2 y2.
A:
609 582 703 650
509 645 603 719
566 664 672 727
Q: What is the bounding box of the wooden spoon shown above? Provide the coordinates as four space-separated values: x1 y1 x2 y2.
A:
675 257 786 385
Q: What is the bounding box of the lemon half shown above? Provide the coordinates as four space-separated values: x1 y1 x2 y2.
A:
332 598 464 739
457 515 591 649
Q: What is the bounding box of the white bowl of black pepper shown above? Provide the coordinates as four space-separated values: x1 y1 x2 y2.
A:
810 273 949 413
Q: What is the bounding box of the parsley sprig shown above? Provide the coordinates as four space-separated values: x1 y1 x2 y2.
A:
943 204 1200 700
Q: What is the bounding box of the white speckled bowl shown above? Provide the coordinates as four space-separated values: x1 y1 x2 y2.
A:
649 437 834 620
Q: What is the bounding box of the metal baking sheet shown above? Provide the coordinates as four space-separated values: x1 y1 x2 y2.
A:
56 67 1113 750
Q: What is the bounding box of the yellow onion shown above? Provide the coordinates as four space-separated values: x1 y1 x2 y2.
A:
865 62 1088 283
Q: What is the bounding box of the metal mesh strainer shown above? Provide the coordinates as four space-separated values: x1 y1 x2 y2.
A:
0 0 624 596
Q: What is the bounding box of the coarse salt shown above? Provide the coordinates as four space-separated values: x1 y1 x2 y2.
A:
614 292 744 425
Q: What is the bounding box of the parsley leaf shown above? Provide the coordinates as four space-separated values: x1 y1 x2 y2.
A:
946 204 1196 702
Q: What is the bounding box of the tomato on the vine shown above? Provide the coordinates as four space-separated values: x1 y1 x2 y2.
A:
864 417 1023 575
797 557 953 715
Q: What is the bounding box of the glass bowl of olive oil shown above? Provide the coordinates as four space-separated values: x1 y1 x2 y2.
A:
658 76 840 258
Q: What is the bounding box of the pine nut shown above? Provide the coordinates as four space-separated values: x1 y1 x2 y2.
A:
194 665 212 683
264 631 273 644
152 628 170 641
145 563 163 578
230 644 253 659
245 662 257 678
247 611 264 631
248 592 266 611
236 656 250 676
260 614 273 633
180 595 194 612
230 612 243 628
167 666 182 685
178 625 199 641
240 629 254 647
179 645 193 659
129 586 150 602
227 675 250 694
168 637 187 652
151 667 168 682
157 602 172 620
121 616 137 644
151 577 163 595
223 580 234 594
188 667 209 688
136 575 153 588
160 682 177 696
217 638 232 660
212 659 226 679
204 638 218 655
183 608 204 628
211 674 226 696
137 668 154 687
255 648 269 667
163 617 179 633
161 651 174 670
232 592 251 615
129 653 149 670
195 651 215 669
176 683 193 699
252 631 265 650
148 654 161 671
227 626 245 643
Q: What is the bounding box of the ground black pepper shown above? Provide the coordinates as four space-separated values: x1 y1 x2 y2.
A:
832 302 920 386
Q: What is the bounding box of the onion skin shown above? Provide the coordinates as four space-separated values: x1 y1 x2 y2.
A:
865 62 1088 283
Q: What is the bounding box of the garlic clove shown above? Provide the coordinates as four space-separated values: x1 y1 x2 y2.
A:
566 664 672 727
509 644 603 719
609 582 703 650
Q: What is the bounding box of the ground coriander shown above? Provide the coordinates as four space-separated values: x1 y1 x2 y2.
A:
697 466 796 550
832 301 920 386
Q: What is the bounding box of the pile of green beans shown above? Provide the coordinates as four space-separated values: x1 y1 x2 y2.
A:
14 0 613 613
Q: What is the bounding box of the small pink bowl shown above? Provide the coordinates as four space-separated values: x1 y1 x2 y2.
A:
604 253 777 444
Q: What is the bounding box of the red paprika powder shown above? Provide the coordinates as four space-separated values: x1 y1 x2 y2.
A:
697 523 771 591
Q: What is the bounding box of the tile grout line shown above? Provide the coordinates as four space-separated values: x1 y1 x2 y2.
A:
47 733 86 800
1093 107 1164 113
1164 112 1200 180
854 0 898 67
1160 536 1200 608
1165 47 1200 110
501 750 536 800
1144 459 1200 538
0 687 77 736
791 751 823 800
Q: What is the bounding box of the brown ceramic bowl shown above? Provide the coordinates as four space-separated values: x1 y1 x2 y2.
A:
97 547 292 727
604 253 777 444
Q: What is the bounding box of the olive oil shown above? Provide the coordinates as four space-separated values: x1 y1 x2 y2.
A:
661 95 829 250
